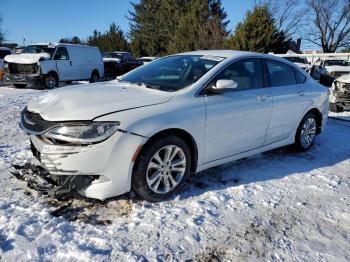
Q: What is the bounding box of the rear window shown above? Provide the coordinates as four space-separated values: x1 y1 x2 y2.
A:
266 60 297 87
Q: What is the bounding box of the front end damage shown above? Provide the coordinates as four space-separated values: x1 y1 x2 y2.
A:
17 107 147 200
330 80 350 110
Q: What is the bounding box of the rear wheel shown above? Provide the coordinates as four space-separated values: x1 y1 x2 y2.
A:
294 112 318 152
13 84 27 88
44 74 59 89
132 136 191 202
89 71 99 83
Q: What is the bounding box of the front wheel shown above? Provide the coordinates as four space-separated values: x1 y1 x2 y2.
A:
294 112 318 152
132 136 191 202
44 74 59 89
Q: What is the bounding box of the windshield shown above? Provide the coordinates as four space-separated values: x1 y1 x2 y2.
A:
121 55 224 92
22 45 56 57
103 52 123 59
283 57 308 64
324 60 350 67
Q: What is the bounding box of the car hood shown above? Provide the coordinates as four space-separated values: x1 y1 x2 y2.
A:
27 80 174 121
4 53 51 64
325 65 350 72
335 74 350 83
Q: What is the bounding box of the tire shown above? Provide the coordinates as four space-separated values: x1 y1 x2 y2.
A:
329 102 343 113
89 71 99 83
294 112 318 152
65 81 72 84
44 73 59 89
132 136 192 202
13 84 27 88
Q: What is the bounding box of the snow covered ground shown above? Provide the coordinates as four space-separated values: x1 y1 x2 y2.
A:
0 85 350 261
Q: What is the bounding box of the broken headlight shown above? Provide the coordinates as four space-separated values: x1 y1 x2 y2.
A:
43 122 120 144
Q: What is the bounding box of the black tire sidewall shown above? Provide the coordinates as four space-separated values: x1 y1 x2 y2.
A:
90 71 99 83
132 136 191 202
294 112 317 152
44 74 58 89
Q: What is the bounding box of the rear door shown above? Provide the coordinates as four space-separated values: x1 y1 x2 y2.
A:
54 47 72 81
203 58 273 162
263 59 310 144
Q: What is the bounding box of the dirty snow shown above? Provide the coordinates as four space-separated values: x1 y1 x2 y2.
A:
0 85 350 261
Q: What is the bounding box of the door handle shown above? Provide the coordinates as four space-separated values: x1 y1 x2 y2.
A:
256 95 270 101
298 91 305 96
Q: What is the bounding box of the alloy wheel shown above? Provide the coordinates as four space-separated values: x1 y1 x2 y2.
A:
46 76 57 89
146 145 186 194
300 117 316 148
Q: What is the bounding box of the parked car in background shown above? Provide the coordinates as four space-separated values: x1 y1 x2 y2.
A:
4 43 104 89
329 74 350 112
103 51 142 76
0 47 13 81
103 58 120 79
20 50 329 201
310 59 350 86
14 46 25 54
138 56 159 64
281 56 310 73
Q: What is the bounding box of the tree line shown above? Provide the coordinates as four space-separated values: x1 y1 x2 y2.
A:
1 0 349 54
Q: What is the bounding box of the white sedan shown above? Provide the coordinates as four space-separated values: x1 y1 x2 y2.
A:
20 50 329 201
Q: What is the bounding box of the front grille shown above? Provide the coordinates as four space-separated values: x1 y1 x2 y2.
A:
20 108 57 134
332 71 349 78
9 63 38 74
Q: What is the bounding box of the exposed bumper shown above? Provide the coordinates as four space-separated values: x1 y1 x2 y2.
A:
30 131 147 200
4 74 43 87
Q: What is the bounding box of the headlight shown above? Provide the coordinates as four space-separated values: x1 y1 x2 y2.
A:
43 122 120 144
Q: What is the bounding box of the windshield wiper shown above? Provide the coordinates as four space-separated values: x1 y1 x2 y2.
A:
136 82 161 90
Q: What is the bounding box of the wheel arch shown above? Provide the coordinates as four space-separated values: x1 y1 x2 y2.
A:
304 108 323 135
46 70 59 80
138 128 198 174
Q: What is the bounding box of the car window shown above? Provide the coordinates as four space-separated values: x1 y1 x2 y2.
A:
54 47 69 60
210 59 263 91
265 60 296 87
294 69 306 84
0 50 11 59
121 55 224 92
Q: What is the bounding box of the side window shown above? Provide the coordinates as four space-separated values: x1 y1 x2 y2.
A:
294 69 306 84
54 47 69 60
211 59 264 91
265 60 296 87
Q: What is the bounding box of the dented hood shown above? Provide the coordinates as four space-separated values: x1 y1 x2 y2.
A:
4 53 50 64
27 80 174 121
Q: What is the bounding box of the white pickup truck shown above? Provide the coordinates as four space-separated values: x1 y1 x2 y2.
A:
4 43 104 89
310 59 350 86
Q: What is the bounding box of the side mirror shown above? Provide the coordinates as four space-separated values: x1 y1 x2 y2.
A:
212 79 238 91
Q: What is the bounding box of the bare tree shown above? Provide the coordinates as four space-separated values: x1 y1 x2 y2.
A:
306 0 350 52
0 15 5 44
258 0 306 38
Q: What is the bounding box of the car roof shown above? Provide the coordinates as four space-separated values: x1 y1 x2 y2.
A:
179 50 287 61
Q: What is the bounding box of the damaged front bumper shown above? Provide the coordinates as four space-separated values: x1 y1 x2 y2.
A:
27 130 146 200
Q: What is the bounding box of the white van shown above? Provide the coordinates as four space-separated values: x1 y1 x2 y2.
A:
4 43 104 88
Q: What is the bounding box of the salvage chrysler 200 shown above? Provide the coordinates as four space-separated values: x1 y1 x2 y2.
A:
20 50 329 201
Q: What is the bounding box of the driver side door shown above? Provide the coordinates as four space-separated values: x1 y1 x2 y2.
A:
203 58 273 163
54 47 72 81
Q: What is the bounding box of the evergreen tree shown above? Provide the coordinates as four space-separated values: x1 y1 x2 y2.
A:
0 15 5 44
224 5 291 53
86 23 129 52
59 36 83 44
170 0 229 53
128 0 228 56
